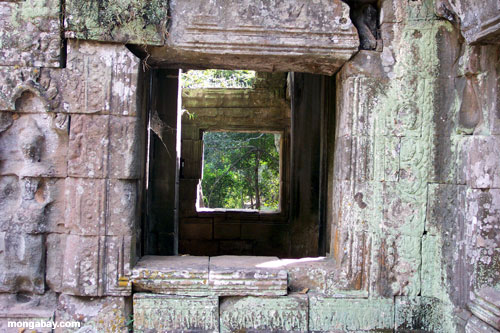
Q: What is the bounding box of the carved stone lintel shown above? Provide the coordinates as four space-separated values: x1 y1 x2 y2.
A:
144 0 359 74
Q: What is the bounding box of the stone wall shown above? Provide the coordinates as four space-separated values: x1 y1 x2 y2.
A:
0 0 499 332
0 36 143 330
330 0 500 330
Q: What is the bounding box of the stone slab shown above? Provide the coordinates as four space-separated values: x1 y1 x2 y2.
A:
330 227 373 294
382 181 427 237
146 0 359 75
220 294 308 332
276 257 340 295
0 66 40 111
280 256 370 297
133 293 219 332
182 88 288 109
132 255 210 296
436 0 500 44
309 295 394 332
370 233 422 297
46 234 133 296
209 256 288 296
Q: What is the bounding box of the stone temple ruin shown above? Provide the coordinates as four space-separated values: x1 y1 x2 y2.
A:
0 0 499 332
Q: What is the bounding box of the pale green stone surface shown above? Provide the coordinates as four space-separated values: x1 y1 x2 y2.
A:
309 296 394 332
220 295 308 333
133 293 219 332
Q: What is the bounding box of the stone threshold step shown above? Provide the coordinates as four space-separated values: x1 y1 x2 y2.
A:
131 255 288 296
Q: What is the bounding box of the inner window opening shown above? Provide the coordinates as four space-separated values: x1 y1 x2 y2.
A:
199 131 281 212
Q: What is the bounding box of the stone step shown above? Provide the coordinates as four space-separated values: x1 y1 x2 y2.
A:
131 255 210 296
131 255 287 297
208 256 287 296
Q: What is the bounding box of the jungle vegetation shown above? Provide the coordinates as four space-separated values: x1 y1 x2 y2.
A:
201 131 281 211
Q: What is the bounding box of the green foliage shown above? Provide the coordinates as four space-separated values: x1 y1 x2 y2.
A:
201 132 280 211
182 70 256 89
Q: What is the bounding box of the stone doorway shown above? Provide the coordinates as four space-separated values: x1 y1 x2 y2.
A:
143 68 336 259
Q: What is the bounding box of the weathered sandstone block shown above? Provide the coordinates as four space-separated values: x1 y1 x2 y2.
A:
0 113 68 178
104 235 135 296
64 178 137 236
0 176 65 235
309 295 394 332
133 293 219 332
0 0 61 67
0 232 45 294
369 233 421 297
382 182 426 237
220 295 308 333
56 294 130 333
279 257 338 295
395 296 446 332
330 227 372 294
47 234 133 296
209 256 287 296
0 67 48 111
466 189 500 291
68 115 140 179
466 315 500 333
107 179 139 235
467 136 500 189
132 256 209 296
64 178 106 235
436 0 500 44
423 184 471 307
67 115 109 178
0 292 57 333
60 41 140 116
